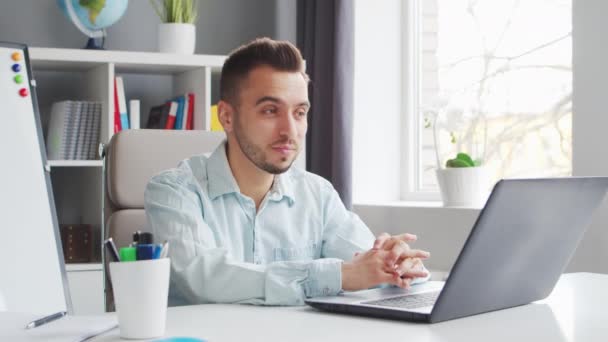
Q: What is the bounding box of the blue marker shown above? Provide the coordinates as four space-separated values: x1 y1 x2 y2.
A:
136 244 155 260
153 243 163 259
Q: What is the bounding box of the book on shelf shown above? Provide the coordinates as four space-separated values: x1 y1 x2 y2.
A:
88 103 101 159
45 100 102 161
46 101 73 160
113 78 121 133
180 93 190 130
210 104 223 132
146 102 170 129
59 224 93 263
186 93 195 130
129 99 140 129
171 95 186 130
115 76 130 130
146 93 196 130
164 101 178 129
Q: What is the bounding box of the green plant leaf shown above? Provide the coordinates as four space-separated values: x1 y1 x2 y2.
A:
150 0 198 23
446 158 471 168
474 158 483 166
456 153 475 167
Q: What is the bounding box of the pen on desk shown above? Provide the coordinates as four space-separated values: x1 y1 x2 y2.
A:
25 311 67 329
103 237 120 262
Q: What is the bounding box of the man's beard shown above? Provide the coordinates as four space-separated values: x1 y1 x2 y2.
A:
233 116 297 174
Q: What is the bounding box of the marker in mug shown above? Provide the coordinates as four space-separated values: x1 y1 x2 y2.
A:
103 237 120 262
119 247 136 262
160 241 170 258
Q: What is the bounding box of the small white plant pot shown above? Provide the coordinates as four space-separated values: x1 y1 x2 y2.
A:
158 23 196 54
436 166 491 208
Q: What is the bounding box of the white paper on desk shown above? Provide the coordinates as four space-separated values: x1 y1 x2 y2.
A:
0 312 117 342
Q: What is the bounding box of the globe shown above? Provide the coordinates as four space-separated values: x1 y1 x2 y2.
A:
57 0 129 49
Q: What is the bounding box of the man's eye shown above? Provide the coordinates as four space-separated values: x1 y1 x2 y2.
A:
262 108 277 114
296 111 307 118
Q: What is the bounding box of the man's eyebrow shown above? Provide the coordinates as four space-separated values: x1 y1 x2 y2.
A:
255 96 311 108
255 96 281 106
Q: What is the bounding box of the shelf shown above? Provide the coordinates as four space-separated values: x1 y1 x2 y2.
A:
65 263 103 272
47 160 103 167
29 47 226 74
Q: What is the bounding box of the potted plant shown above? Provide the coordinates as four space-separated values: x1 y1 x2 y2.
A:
435 152 490 207
426 103 491 207
150 0 198 54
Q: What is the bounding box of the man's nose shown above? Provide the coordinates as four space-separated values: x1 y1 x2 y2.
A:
278 112 298 137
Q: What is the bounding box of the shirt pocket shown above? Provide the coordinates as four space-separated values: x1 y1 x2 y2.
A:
273 243 317 262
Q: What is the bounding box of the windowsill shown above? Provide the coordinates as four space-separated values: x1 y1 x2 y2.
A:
353 200 483 211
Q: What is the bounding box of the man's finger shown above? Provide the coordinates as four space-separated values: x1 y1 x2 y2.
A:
396 258 428 279
394 233 418 242
385 240 411 266
373 232 391 250
400 249 430 260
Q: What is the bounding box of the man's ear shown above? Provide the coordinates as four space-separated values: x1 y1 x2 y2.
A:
218 100 234 133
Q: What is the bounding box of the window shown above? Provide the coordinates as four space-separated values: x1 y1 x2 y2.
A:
352 0 572 203
410 0 572 198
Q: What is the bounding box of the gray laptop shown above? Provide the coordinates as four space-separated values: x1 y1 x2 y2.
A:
306 177 608 323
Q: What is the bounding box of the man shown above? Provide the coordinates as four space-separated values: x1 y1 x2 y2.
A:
144 37 430 306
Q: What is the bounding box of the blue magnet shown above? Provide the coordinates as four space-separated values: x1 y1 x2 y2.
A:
11 63 21 72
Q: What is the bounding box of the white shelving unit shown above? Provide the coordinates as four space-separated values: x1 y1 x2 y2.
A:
29 48 226 314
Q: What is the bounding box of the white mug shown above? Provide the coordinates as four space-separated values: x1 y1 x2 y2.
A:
110 258 170 339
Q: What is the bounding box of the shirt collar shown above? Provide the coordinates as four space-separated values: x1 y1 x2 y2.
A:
206 141 296 206
207 141 241 199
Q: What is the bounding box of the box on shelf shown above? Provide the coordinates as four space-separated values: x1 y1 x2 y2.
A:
60 224 94 263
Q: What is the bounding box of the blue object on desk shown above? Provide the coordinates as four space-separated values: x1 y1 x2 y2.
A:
136 244 155 260
153 338 207 342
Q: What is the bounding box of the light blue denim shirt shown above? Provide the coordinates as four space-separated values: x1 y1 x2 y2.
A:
144 141 377 306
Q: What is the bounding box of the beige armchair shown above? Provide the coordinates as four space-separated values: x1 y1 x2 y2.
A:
102 129 224 311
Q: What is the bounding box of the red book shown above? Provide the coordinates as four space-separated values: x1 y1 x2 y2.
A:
186 93 194 130
164 101 178 129
113 78 122 133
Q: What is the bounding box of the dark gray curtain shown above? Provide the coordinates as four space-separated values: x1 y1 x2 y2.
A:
297 0 354 209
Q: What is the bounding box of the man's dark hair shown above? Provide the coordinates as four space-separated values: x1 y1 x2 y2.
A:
220 37 309 105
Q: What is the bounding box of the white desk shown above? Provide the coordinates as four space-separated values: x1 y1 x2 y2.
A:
91 273 607 341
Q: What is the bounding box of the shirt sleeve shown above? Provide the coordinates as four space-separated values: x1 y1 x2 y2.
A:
144 169 342 306
320 184 376 260
319 184 431 286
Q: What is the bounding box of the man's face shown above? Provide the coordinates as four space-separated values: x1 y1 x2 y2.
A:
225 65 310 174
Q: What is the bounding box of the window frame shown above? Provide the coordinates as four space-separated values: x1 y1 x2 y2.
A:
400 0 441 201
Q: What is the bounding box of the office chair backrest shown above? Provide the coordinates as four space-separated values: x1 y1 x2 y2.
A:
103 129 224 310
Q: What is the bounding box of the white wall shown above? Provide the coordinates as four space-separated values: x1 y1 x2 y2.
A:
569 0 608 273
353 0 402 202
354 0 608 274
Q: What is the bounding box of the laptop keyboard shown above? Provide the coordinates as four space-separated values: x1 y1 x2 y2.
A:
362 291 440 309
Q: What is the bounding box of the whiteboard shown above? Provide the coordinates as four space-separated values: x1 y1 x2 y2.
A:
0 42 71 314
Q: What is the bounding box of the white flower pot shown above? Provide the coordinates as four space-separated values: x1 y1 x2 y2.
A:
158 23 196 54
436 166 491 208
